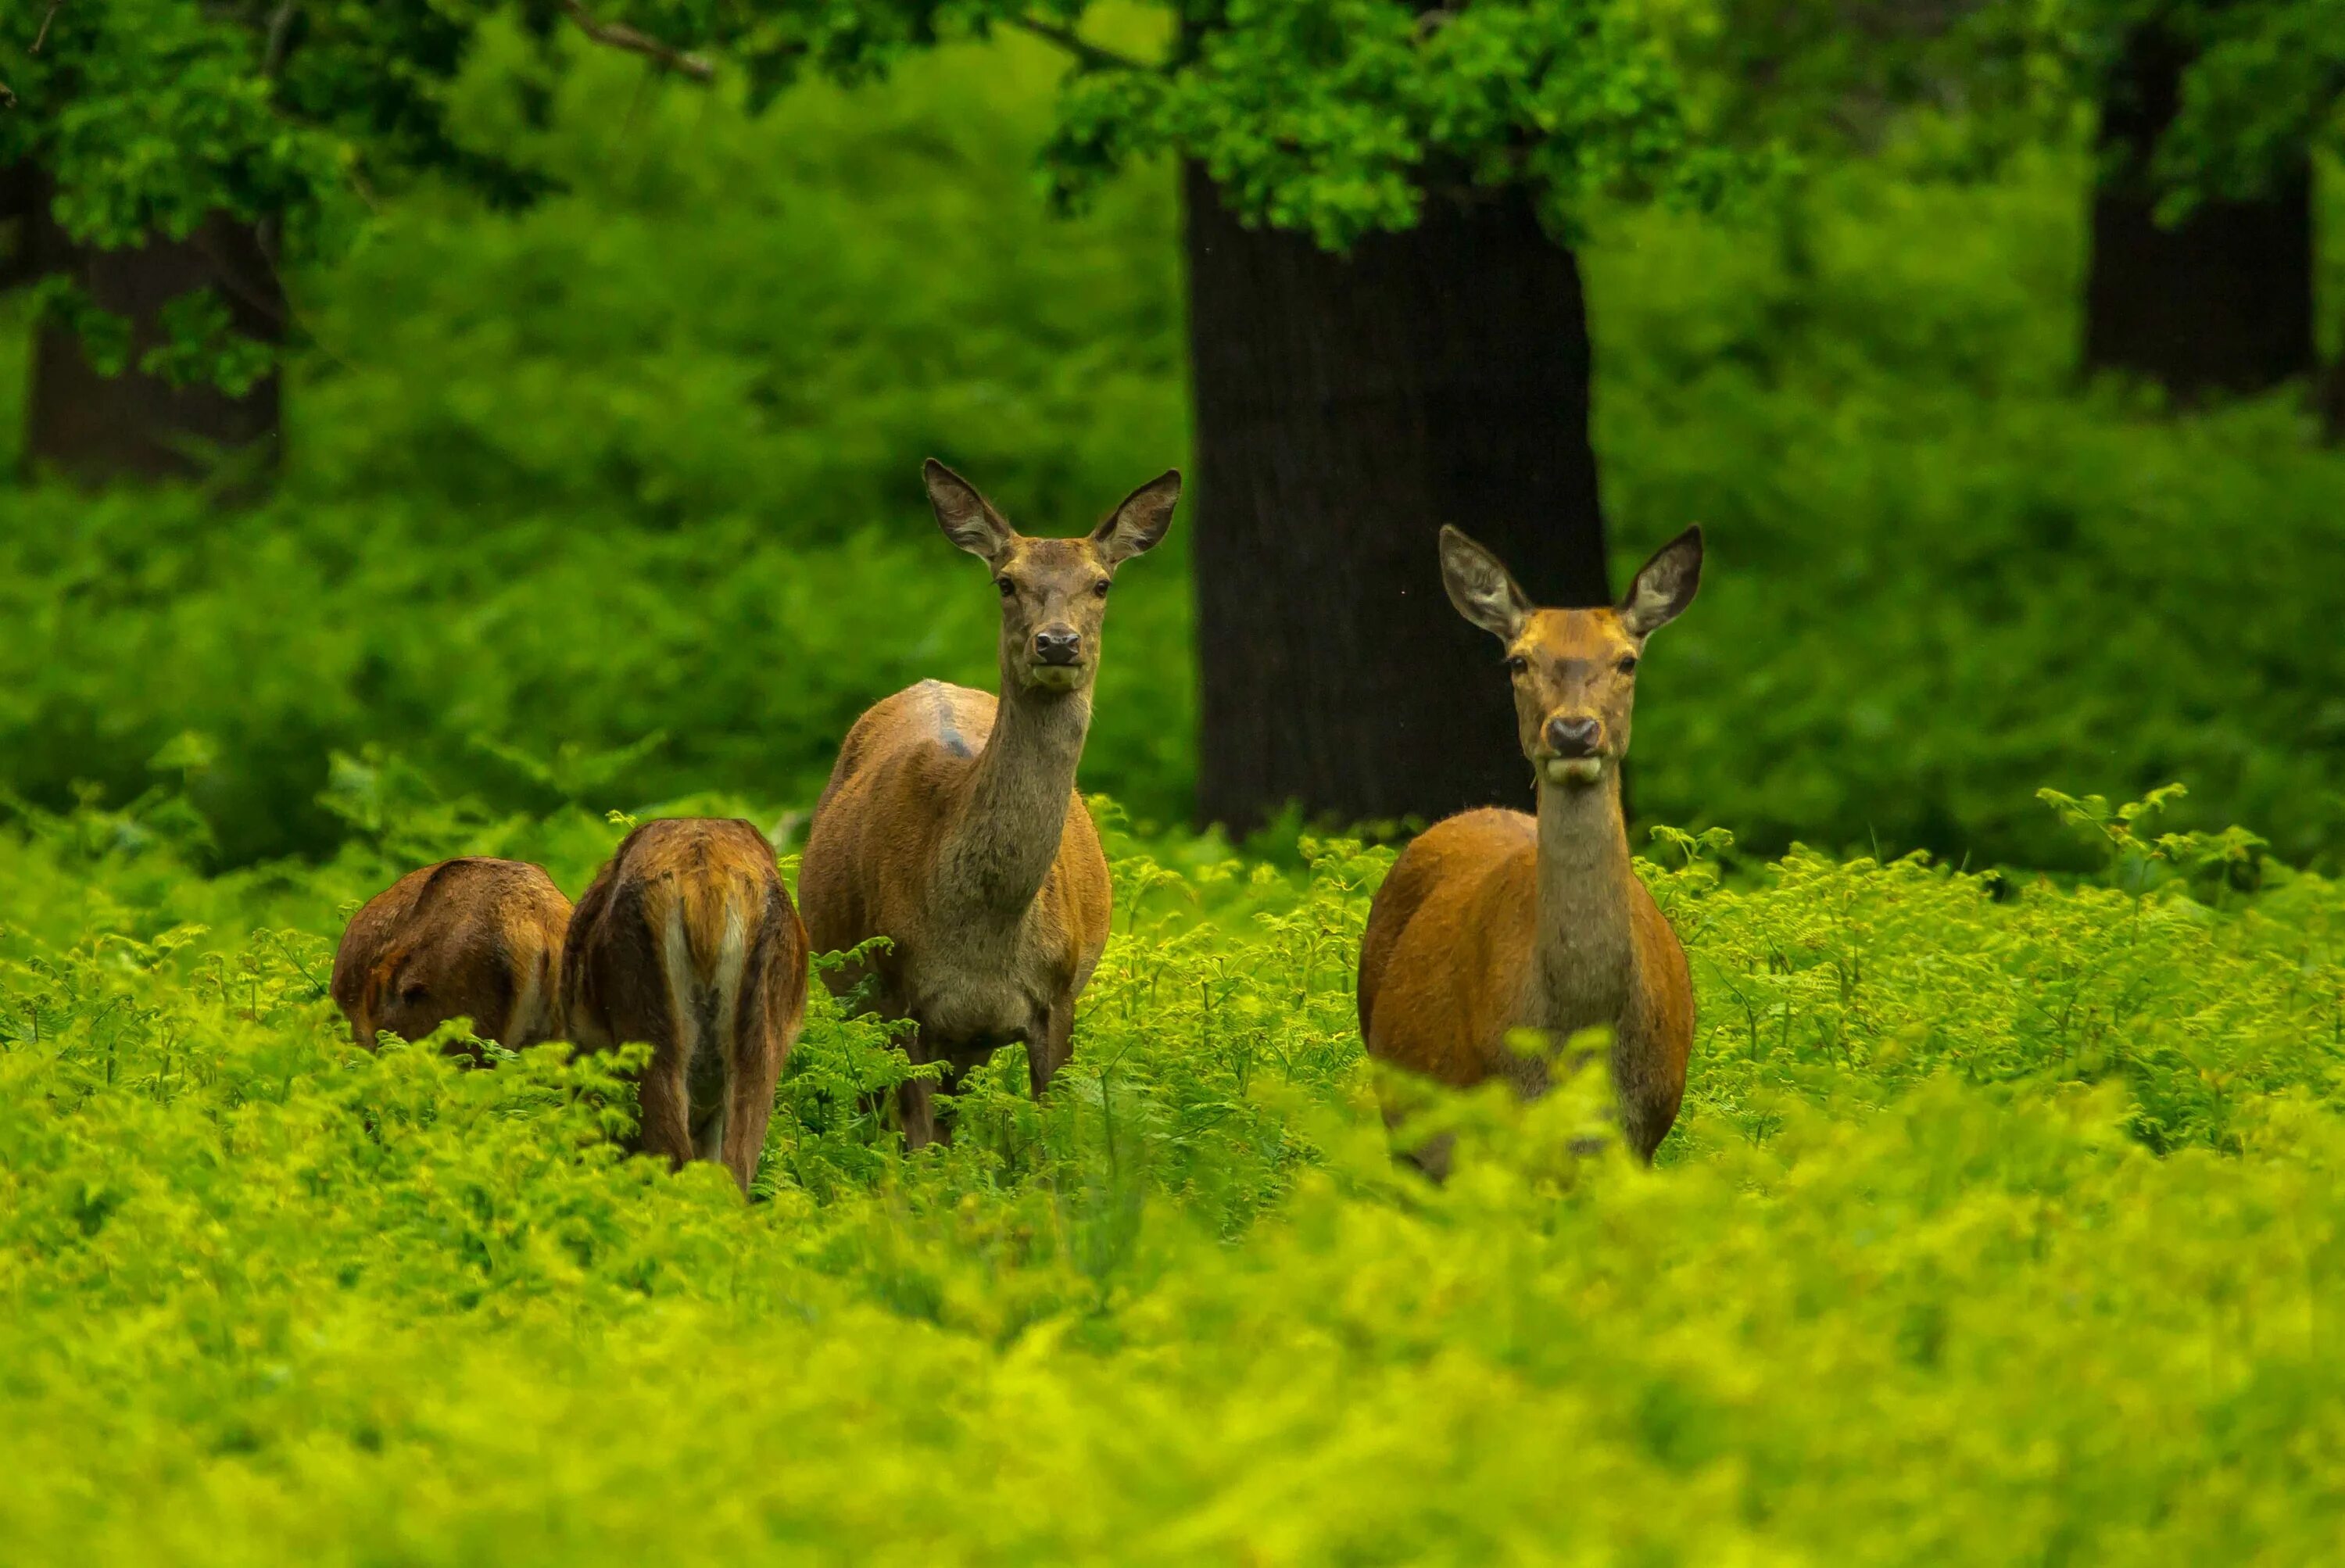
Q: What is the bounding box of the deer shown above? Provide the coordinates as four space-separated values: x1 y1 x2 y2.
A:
796 458 1180 1149
332 857 575 1054
561 818 811 1194
1355 524 1704 1175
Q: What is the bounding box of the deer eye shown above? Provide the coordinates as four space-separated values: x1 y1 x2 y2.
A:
995 576 1016 598
1093 578 1111 597
1617 654 1639 674
1505 654 1529 676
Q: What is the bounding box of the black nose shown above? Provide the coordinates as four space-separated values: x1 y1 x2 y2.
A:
1545 716 1600 757
1033 628 1082 665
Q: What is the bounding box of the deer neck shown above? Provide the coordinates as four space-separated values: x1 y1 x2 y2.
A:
941 676 1090 919
1528 769 1638 1037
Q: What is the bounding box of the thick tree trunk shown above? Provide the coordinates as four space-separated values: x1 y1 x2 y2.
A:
1185 163 1608 834
10 167 282 485
2084 26 2316 397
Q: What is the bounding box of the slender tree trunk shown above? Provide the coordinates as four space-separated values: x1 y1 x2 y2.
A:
12 166 283 485
1184 163 1609 834
2084 26 2315 397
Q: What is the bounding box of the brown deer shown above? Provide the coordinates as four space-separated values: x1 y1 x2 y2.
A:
797 459 1180 1148
332 857 574 1053
1356 524 1704 1172
561 818 810 1194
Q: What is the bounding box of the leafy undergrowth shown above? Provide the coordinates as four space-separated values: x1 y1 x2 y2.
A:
5 782 2345 1563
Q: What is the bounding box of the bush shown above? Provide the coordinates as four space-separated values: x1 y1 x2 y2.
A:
4 782 2345 1560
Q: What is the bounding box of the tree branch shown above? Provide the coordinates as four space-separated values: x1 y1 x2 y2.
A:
563 1 715 81
1003 14 1151 73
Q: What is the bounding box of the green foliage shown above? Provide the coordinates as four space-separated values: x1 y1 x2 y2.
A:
295 28 1184 534
2120 0 2345 211
0 39 1194 861
136 287 277 393
1587 152 2345 869
28 274 131 376
1664 0 2345 219
6 779 2345 1559
10 0 1755 399
2035 782 2269 898
5 0 541 252
6 46 2344 869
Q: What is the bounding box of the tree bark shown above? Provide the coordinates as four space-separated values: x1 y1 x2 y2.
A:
1185 163 1609 834
2084 25 2316 398
10 166 283 485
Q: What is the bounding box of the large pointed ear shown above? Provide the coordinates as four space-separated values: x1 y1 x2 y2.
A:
924 459 1015 563
1092 470 1182 567
1618 525 1703 637
1438 526 1534 642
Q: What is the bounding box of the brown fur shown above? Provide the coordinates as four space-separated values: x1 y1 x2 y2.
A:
331 857 573 1054
797 460 1179 1148
1357 525 1704 1169
561 818 811 1194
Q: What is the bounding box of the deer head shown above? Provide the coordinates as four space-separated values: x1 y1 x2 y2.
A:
925 459 1182 696
1438 524 1703 788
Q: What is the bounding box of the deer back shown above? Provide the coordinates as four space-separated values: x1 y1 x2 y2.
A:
561 818 811 1190
331 857 572 1051
561 818 808 1065
799 680 1111 1000
1358 808 1542 1090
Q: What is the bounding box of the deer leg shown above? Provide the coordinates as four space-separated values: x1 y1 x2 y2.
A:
1398 1132 1455 1185
1027 1003 1074 1101
926 1059 977 1148
636 1041 695 1172
897 1070 939 1152
720 1022 786 1197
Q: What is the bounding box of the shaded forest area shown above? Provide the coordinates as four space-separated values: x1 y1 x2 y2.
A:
3 14 2343 873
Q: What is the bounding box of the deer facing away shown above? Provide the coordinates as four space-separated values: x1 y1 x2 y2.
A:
331 857 573 1054
797 459 1180 1148
562 818 810 1194
1356 524 1703 1172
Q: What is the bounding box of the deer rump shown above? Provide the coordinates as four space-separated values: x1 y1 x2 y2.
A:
329 857 572 1052
563 823 807 1187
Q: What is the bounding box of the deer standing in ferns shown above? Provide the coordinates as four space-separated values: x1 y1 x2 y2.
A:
1356 525 1704 1172
562 818 810 1194
797 460 1180 1149
332 857 573 1054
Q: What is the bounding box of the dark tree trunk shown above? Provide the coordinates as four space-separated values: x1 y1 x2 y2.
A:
2084 26 2316 397
9 166 283 485
1184 163 1608 834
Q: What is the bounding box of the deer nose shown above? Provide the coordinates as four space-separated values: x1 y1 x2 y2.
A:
1033 627 1083 665
1545 716 1601 757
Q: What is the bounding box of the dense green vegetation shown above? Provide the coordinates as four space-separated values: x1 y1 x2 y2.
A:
4 36 2343 868
6 774 2344 1560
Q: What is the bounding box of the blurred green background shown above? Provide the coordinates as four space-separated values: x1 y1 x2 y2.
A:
5 28 2342 870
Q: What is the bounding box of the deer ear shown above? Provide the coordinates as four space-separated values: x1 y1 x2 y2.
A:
1439 526 1534 641
924 459 1015 562
1619 525 1703 637
1093 470 1181 566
